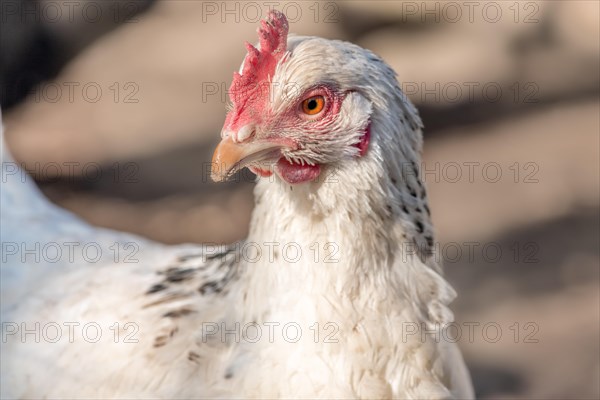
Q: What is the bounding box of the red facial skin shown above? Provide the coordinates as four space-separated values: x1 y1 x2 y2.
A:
236 85 370 184
357 121 371 157
223 11 369 184
247 85 340 183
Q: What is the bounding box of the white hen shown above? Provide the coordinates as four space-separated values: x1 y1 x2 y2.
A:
1 10 473 399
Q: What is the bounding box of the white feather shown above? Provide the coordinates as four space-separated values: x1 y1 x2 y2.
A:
0 34 473 399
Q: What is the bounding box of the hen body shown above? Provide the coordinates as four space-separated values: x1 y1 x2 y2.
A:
1 11 473 399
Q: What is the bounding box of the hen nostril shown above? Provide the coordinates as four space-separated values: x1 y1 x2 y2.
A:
236 125 255 143
221 129 232 140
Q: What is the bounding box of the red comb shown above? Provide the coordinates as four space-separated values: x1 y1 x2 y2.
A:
226 10 289 129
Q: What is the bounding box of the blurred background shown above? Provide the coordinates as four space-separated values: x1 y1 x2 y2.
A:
1 0 598 398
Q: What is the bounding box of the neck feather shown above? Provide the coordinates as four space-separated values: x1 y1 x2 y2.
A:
238 116 454 326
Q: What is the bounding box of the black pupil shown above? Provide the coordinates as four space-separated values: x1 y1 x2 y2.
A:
307 99 318 110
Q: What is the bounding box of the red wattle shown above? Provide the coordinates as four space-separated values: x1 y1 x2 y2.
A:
275 158 321 184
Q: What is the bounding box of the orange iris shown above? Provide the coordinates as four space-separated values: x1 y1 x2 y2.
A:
301 95 325 115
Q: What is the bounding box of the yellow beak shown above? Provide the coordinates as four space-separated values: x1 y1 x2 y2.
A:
211 136 282 182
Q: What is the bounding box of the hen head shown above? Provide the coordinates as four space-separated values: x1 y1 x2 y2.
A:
211 10 421 186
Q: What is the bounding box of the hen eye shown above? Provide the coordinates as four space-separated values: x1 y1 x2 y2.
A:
301 95 325 115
